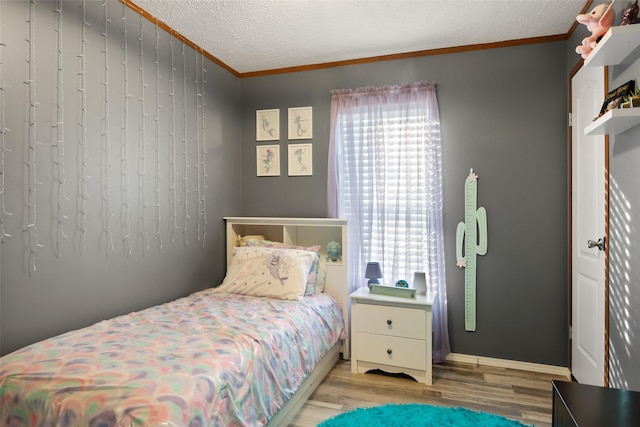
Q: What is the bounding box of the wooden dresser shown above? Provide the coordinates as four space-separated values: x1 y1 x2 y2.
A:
552 380 640 427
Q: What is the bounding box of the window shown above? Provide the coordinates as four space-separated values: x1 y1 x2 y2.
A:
328 81 450 362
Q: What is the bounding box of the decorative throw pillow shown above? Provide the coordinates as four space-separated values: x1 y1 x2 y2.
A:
315 257 327 293
237 234 265 246
215 246 317 301
245 239 321 294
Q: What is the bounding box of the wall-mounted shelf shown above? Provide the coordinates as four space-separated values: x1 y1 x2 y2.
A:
584 108 640 135
584 25 640 68
581 24 640 136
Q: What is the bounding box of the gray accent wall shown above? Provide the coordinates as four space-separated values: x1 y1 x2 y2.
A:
0 0 241 355
241 42 570 366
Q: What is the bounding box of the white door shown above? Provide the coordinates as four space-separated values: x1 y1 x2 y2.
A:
571 65 607 386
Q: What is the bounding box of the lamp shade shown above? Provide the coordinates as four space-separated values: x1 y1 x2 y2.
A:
365 262 383 287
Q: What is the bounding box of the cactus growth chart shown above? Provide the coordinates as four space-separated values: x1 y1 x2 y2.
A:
456 169 488 332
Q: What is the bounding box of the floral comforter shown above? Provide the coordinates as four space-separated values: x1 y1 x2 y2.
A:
0 290 345 426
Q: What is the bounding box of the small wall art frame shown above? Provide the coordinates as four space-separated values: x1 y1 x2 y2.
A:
598 80 635 118
256 145 280 176
256 109 280 141
288 106 313 140
288 143 312 176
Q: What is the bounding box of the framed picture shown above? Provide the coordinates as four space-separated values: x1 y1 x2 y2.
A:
598 80 635 117
288 143 312 176
288 106 313 140
256 109 280 141
256 145 280 176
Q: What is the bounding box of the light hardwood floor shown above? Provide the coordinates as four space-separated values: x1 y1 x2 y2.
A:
290 359 570 427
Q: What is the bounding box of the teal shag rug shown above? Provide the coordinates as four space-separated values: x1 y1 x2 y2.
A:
318 403 529 427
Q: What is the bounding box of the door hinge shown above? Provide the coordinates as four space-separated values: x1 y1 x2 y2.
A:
569 325 572 340
569 112 573 127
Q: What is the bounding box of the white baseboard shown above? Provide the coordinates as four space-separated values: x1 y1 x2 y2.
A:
446 352 571 378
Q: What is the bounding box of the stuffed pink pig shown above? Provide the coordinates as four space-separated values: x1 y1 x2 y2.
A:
575 0 616 59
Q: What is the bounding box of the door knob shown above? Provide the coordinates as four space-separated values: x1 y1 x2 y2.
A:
587 237 605 251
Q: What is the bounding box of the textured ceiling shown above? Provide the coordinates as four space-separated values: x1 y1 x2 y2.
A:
130 0 588 74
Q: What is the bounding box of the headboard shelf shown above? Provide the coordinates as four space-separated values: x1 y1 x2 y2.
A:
224 217 346 260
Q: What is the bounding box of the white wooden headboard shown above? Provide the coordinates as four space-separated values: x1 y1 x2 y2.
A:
224 217 349 358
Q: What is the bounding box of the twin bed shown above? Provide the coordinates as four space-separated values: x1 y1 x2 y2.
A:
0 217 348 426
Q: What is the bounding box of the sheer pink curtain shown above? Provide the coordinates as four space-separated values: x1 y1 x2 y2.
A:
327 81 450 363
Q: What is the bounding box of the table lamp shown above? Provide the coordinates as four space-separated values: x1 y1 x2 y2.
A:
365 262 383 288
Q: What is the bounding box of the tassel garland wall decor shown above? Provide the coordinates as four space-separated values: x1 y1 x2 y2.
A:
1 0 211 273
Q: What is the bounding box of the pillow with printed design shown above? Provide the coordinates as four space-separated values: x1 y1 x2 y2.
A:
315 257 327 293
245 239 321 294
215 246 318 301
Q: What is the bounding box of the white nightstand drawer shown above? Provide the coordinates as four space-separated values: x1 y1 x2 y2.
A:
355 332 426 371
355 303 425 339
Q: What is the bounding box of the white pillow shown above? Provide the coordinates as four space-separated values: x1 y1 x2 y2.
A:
244 239 321 295
237 234 265 246
216 246 317 300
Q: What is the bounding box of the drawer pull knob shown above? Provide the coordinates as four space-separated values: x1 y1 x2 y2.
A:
386 319 392 325
387 349 392 355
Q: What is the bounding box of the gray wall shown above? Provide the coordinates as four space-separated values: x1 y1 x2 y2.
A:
0 0 241 355
241 42 570 366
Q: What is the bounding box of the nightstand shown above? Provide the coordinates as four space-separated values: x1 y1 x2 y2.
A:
349 286 436 385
